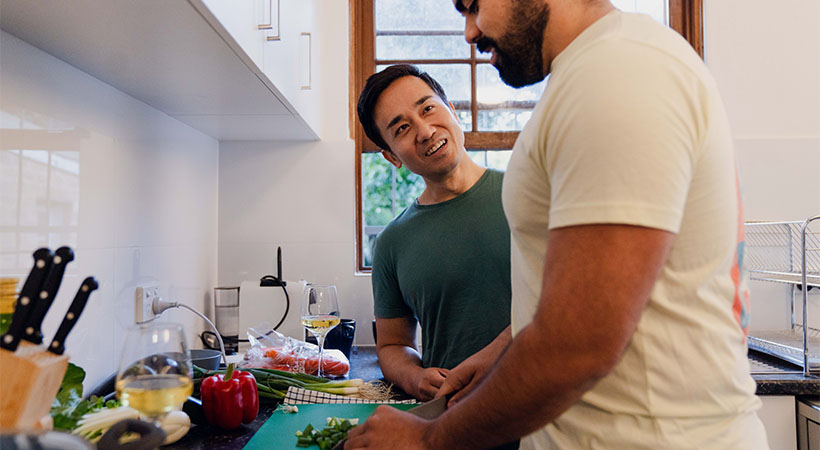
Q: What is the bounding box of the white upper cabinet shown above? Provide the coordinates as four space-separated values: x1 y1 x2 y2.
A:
202 0 322 136
200 0 265 72
260 0 322 135
0 0 320 141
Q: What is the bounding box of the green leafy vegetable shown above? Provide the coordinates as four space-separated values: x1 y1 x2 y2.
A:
295 417 358 449
51 363 87 430
50 363 120 431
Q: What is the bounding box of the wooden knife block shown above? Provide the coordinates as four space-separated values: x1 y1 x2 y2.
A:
0 345 68 430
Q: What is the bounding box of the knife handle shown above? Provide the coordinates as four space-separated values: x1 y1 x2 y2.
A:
23 246 74 345
0 248 53 352
48 277 98 355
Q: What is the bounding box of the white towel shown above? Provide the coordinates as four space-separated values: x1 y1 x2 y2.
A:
282 386 417 405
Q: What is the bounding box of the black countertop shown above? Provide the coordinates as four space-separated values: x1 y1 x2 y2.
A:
164 346 386 450
166 347 818 449
749 350 820 396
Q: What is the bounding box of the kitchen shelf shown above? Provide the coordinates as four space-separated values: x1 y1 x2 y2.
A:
0 0 318 141
746 217 820 376
748 327 820 372
748 271 820 288
748 349 804 375
745 220 820 287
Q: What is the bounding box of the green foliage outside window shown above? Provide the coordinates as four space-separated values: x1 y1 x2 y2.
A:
362 153 425 266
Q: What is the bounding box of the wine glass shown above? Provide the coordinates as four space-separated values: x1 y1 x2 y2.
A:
301 284 340 378
115 322 194 425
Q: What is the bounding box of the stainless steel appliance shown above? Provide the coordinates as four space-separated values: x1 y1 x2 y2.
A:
797 397 820 450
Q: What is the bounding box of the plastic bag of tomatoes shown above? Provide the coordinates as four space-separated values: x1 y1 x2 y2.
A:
238 324 350 378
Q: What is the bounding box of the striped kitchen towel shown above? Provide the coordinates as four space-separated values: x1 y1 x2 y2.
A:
283 386 417 405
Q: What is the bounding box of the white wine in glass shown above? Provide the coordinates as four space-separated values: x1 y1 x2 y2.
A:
115 322 193 423
301 285 340 378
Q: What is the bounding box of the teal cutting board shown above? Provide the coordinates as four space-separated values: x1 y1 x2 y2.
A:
243 404 416 449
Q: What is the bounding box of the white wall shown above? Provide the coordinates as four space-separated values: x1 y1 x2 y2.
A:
704 0 820 331
0 31 219 391
217 0 376 343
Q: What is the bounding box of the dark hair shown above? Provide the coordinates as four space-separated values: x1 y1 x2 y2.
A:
356 64 449 152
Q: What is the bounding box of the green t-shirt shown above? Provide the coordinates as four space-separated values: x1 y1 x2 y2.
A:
371 169 511 370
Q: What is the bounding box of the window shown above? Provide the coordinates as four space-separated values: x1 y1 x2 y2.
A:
353 0 703 272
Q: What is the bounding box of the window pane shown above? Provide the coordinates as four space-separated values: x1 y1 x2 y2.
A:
376 34 470 60
468 150 512 171
377 63 473 131
375 0 464 32
612 0 668 24
476 64 544 131
477 63 546 108
477 110 534 132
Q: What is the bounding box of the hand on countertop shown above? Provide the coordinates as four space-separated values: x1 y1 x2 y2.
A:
436 351 494 407
413 367 449 402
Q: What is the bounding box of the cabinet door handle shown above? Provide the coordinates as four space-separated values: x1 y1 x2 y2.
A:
259 0 280 41
300 32 311 90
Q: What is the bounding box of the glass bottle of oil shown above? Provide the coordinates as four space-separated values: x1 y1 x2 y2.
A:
0 278 18 334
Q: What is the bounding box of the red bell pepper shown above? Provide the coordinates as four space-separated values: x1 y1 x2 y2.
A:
200 363 259 429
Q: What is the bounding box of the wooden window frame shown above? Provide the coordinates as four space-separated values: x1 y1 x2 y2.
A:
352 0 703 273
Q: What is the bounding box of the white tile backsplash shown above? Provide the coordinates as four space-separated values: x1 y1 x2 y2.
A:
0 31 219 391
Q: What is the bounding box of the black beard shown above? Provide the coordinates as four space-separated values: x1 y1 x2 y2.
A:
479 0 550 88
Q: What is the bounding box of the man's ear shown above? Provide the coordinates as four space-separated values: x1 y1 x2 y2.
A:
381 149 402 169
448 101 457 113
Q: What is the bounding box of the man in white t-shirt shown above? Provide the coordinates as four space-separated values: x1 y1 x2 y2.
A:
345 1 768 449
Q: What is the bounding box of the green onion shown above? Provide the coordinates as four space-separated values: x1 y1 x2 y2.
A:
193 365 389 403
295 418 355 449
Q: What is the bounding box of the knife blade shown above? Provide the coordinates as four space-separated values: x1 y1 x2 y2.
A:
330 396 449 450
0 248 53 352
405 395 448 420
21 246 74 346
47 276 98 355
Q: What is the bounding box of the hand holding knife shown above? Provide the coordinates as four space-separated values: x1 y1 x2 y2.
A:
0 248 53 352
331 395 450 450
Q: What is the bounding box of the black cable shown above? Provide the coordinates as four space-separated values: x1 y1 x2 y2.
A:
274 284 290 331
259 275 289 331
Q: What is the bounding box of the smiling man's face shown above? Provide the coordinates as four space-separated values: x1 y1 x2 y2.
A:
455 0 550 87
373 76 466 180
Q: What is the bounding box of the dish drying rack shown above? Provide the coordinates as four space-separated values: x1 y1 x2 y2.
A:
745 215 820 376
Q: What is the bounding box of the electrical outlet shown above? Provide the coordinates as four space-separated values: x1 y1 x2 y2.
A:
135 282 160 323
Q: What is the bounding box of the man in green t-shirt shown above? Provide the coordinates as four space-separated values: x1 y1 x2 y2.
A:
357 64 512 402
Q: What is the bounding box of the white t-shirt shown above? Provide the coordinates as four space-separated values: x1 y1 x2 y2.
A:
502 10 767 449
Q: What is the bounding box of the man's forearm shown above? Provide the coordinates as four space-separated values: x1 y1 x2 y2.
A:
484 325 512 357
376 344 426 397
426 322 605 449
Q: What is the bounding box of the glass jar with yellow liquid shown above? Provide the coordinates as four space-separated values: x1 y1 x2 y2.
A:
0 278 18 335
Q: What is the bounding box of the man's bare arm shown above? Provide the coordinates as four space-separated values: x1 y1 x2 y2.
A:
420 224 674 448
375 317 448 401
436 325 511 405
